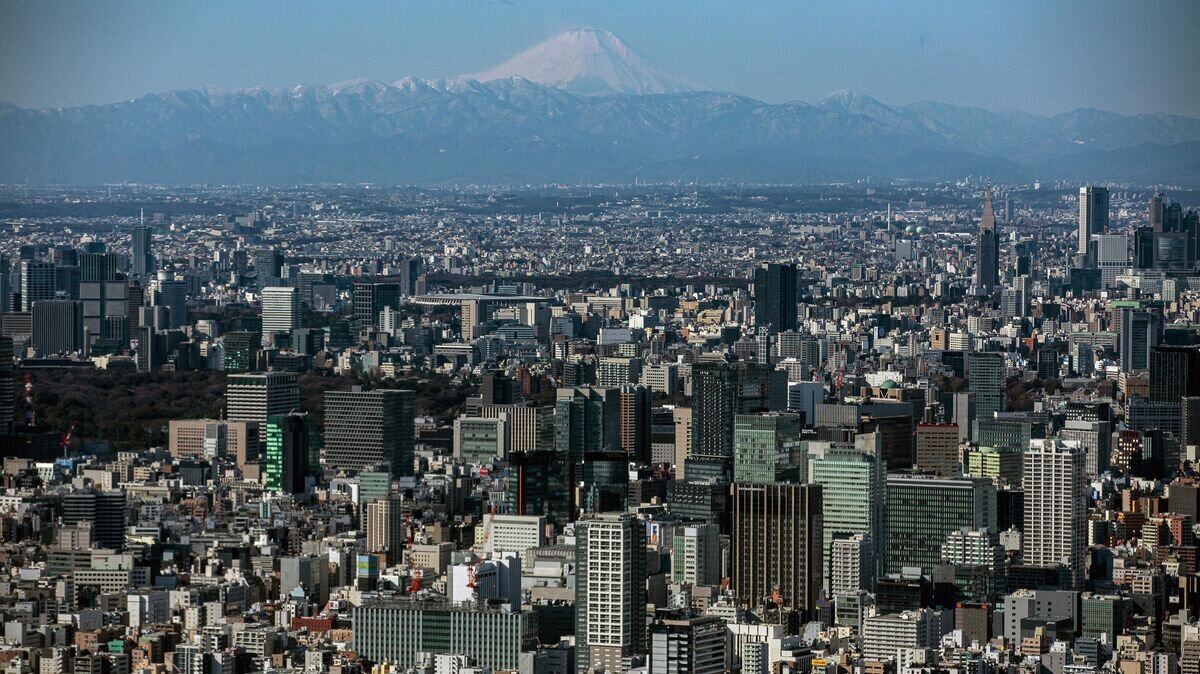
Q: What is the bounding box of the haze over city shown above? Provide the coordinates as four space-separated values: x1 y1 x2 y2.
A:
2 3 1200 674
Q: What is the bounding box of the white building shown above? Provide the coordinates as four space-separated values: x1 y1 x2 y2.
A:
261 286 300 338
1023 439 1087 589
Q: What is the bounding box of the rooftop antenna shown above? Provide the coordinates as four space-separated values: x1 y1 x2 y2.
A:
140 207 144 225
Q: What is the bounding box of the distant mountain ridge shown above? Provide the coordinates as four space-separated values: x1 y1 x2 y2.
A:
2 30 1199 185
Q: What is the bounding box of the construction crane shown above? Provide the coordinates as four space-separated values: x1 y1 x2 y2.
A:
61 423 77 458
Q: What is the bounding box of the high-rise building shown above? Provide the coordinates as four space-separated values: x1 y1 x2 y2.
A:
648 613 726 674
1120 308 1160 373
915 423 960 477
687 361 738 483
323 388 415 476
225 372 300 446
62 490 126 551
261 286 300 339
151 273 187 330
555 386 622 516
1091 234 1129 288
265 413 310 494
0 336 12 433
967 352 1005 422
575 512 647 674
670 523 721 586
884 474 996 577
398 258 423 296
168 419 259 465
255 248 283 291
31 299 84 355
732 412 801 483
1023 440 1087 589
1150 345 1200 403
19 260 56 312
809 441 885 592
974 186 1000 290
1079 186 1111 254
353 282 400 330
130 226 154 278
365 497 406 565
618 384 652 462
453 416 508 464
753 263 798 333
80 274 129 350
730 482 823 616
1150 192 1166 232
353 597 535 672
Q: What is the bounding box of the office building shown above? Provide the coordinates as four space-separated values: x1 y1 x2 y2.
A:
353 597 535 672
353 282 400 330
1150 345 1200 404
130 226 154 277
62 490 126 551
255 248 283 291
884 474 996 577
575 513 647 674
670 523 721 586
915 423 960 477
453 416 508 464
732 412 801 483
967 352 1005 422
168 419 259 465
265 413 310 494
261 286 300 339
365 497 406 565
19 260 56 312
974 186 999 290
753 263 797 333
0 336 12 433
809 442 885 592
225 372 300 446
687 361 738 483
730 482 822 616
1119 307 1159 373
151 273 187 330
1023 440 1087 589
1079 186 1110 254
323 388 415 476
31 299 83 354
862 609 949 664
648 613 726 674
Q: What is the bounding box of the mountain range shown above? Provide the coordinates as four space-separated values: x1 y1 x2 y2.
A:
2 29 1199 186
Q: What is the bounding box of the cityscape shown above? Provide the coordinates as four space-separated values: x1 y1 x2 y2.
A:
1 3 1200 674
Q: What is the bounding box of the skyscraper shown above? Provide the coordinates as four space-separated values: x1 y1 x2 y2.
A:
753 262 798 333
686 361 738 483
732 412 801 483
19 260 56 312
353 282 401 330
967 352 1005 422
225 372 300 445
809 442 885 592
31 299 84 355
1150 191 1166 232
1079 186 1111 254
62 490 126 551
323 388 415 476
730 482 823 616
0 337 12 433
265 413 310 494
648 613 726 674
365 497 406 565
1023 439 1087 589
884 474 996 577
130 226 154 278
973 185 999 290
255 248 283 291
261 286 300 339
1120 308 1160 373
575 512 647 674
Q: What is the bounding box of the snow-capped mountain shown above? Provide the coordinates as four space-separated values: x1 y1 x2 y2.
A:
463 28 695 96
1 32 1199 185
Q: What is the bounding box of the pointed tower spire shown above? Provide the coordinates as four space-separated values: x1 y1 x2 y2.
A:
981 178 996 232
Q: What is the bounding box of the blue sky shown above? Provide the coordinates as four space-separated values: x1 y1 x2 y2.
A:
1 0 1198 116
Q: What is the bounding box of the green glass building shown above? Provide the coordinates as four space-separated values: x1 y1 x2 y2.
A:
733 412 802 483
